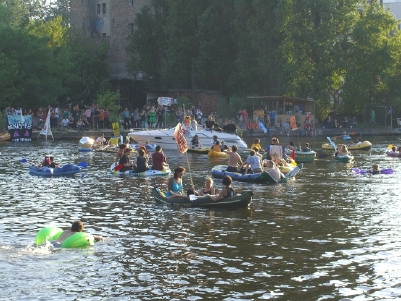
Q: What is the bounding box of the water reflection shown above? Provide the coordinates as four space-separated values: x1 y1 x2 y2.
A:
1 136 401 299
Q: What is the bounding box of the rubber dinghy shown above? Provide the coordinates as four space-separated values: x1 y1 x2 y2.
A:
211 163 303 184
110 163 171 177
151 187 253 208
29 164 81 177
352 168 393 175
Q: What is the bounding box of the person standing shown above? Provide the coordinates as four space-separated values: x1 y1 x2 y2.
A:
370 109 377 125
226 145 243 172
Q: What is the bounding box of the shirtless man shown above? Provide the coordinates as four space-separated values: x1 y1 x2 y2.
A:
264 160 284 182
226 145 243 172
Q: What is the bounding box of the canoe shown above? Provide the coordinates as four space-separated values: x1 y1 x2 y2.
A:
334 154 354 163
110 163 171 177
187 147 211 154
208 150 228 157
285 150 316 163
151 187 253 208
29 164 82 177
386 151 401 158
322 141 372 151
211 164 303 184
0 132 10 142
352 168 393 175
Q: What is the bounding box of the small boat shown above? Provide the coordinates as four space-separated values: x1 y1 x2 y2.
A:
285 150 316 163
334 154 354 163
151 187 253 208
29 164 82 177
0 132 10 142
386 151 401 158
78 137 94 152
352 168 393 175
208 150 228 157
322 141 372 151
110 163 171 177
187 146 211 154
211 164 303 184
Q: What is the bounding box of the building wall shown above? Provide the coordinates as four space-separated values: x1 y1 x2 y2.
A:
70 0 150 80
385 2 401 21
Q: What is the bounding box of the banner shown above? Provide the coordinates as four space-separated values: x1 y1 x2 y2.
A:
173 123 188 154
157 97 172 106
7 114 33 142
112 122 120 136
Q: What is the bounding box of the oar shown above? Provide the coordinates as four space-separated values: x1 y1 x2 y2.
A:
327 137 337 149
349 131 358 135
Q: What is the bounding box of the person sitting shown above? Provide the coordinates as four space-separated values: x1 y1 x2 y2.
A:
210 135 219 147
117 148 134 172
264 160 284 182
302 143 311 152
223 120 237 134
286 141 296 150
205 116 221 131
197 177 215 196
243 150 263 174
207 175 235 202
371 164 380 175
220 140 229 151
166 166 187 199
133 148 149 172
53 221 103 247
337 144 350 156
392 146 397 152
212 141 221 152
266 137 285 162
349 137 362 146
39 156 50 168
151 145 168 171
226 145 243 172
115 144 127 163
191 134 202 148
49 156 59 168
250 138 263 153
94 134 107 147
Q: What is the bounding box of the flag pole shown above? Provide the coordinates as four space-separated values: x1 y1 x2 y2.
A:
186 152 193 187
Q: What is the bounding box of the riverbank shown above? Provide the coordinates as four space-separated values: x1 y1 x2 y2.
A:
31 126 401 141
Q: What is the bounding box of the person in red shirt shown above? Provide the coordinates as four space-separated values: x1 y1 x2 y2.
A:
152 145 168 170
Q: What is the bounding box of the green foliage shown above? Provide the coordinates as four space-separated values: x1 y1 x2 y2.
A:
96 90 120 123
176 96 191 110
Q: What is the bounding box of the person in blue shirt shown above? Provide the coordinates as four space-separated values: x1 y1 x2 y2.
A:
166 166 188 199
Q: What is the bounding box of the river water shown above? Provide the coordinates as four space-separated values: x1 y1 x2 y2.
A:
1 135 401 300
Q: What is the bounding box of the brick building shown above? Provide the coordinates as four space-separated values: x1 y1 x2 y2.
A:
70 0 150 107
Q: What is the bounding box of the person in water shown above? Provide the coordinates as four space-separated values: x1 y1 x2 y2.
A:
166 166 188 199
207 175 235 202
197 177 215 196
54 221 103 246
371 164 380 175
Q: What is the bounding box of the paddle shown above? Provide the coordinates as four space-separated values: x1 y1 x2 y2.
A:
327 137 337 149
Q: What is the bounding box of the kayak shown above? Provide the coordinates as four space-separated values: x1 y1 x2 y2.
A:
208 150 228 157
211 164 303 184
352 168 393 175
187 147 211 154
334 154 354 163
110 163 171 177
285 150 316 163
151 187 253 208
35 226 94 248
322 141 372 151
29 164 81 177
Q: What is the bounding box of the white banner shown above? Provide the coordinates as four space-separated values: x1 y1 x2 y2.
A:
157 97 172 106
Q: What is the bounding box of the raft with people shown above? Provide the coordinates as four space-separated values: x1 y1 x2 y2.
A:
187 146 211 154
35 226 94 248
29 164 82 177
110 163 171 177
208 150 228 157
285 150 316 163
211 163 303 184
321 140 372 151
151 187 253 208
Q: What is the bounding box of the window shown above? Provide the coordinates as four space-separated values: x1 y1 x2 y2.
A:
96 4 100 14
102 3 106 14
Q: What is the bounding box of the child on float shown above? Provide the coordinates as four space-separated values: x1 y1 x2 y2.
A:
207 175 235 202
302 143 311 152
191 134 202 148
371 164 380 175
212 140 222 152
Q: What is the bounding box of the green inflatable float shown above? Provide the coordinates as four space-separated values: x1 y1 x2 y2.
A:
35 226 95 248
